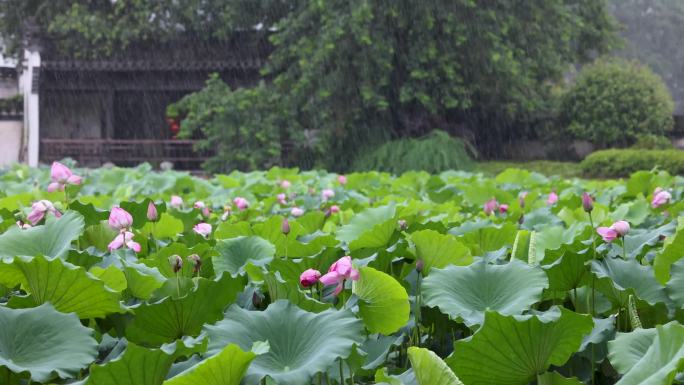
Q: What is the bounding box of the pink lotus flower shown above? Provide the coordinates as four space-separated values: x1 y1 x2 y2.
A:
547 191 559 205
108 231 141 252
27 200 61 225
300 269 321 288
329 205 340 214
483 198 498 216
170 195 183 209
321 189 335 201
498 204 509 214
233 197 249 210
147 202 158 221
597 220 630 242
652 187 672 208
282 218 291 235
109 207 133 230
338 175 347 185
47 161 82 192
194 201 211 217
319 256 359 296
280 180 291 189
291 207 304 217
582 192 594 213
193 222 212 238
277 193 287 205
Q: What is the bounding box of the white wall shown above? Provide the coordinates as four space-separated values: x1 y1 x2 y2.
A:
0 120 22 166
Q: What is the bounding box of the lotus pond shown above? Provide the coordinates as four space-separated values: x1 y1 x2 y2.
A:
0 163 683 385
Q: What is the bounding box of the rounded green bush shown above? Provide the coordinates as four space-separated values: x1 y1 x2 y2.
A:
560 58 674 147
581 149 684 177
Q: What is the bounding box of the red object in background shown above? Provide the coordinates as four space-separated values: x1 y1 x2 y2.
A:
166 117 181 139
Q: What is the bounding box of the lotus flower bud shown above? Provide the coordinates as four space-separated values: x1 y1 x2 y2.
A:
147 201 158 221
187 254 201 274
282 218 291 235
416 259 424 273
612 220 630 237
299 268 321 288
582 192 594 213
108 207 133 230
169 255 183 273
398 219 408 231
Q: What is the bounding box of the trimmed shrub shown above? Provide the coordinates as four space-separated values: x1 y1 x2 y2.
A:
631 134 672 150
560 58 674 147
351 131 475 174
581 149 684 177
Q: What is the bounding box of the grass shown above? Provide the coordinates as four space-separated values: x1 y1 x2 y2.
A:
475 160 583 178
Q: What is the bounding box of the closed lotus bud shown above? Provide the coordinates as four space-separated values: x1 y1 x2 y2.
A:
281 218 291 235
169 255 183 273
187 254 201 274
147 201 158 221
416 259 424 273
582 192 594 213
398 219 408 231
518 214 525 225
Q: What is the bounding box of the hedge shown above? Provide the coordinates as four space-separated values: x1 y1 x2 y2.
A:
581 149 684 178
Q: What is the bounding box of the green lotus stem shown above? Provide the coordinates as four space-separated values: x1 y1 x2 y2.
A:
414 270 422 345
176 272 181 298
347 360 354 385
622 238 627 260
588 211 597 385
339 358 344 385
628 295 642 329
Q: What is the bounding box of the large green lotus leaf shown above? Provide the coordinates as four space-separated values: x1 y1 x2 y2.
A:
81 223 119 252
214 221 253 239
336 204 396 250
126 275 245 345
591 257 670 307
121 260 165 300
536 372 584 385
654 226 684 284
141 213 184 239
70 200 110 226
254 215 337 258
0 211 84 259
608 322 684 385
422 260 548 326
458 222 517 256
409 230 472 275
76 337 205 385
164 344 255 385
213 236 275 276
262 271 331 313
205 300 365 385
447 307 593 385
626 221 675 263
353 266 410 334
90 265 127 292
0 303 98 382
511 230 535 263
665 258 684 308
542 249 592 292
407 347 463 385
610 200 650 227
0 256 123 318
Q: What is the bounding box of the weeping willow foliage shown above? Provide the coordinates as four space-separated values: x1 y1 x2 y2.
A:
351 131 475 174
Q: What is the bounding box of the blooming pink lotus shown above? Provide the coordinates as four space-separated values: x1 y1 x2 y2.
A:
277 193 287 205
338 175 347 185
291 207 304 217
319 256 360 296
147 201 158 221
321 189 335 201
329 205 340 214
652 187 672 208
194 222 212 238
547 191 559 205
233 197 249 210
280 180 291 189
109 207 133 230
47 162 82 192
170 195 183 209
483 198 498 216
300 268 322 288
27 200 62 225
498 204 509 214
597 220 630 242
108 231 141 252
